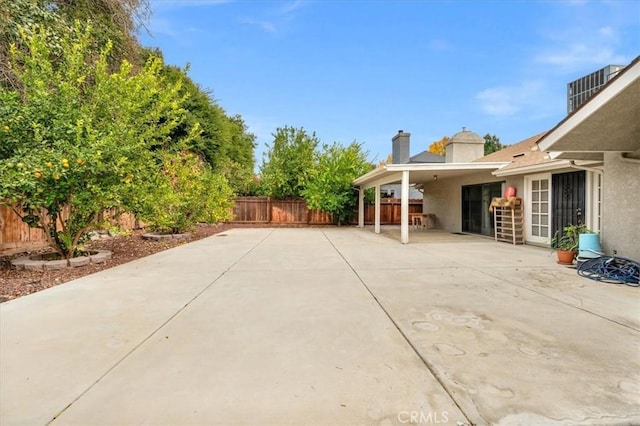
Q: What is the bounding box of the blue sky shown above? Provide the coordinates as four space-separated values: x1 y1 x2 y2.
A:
139 0 640 166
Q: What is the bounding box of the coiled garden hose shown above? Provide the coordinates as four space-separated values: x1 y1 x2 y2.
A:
578 255 640 287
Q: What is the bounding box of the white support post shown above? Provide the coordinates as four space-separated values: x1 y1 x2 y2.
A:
401 170 409 244
374 185 381 234
358 187 365 228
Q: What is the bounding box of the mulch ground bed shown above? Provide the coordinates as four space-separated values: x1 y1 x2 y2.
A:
0 223 298 303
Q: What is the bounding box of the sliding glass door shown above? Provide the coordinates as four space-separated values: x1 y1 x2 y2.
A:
462 182 503 236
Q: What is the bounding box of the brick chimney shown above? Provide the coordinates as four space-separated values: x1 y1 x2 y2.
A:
392 130 410 164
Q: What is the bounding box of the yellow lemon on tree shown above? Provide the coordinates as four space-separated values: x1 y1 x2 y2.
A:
53 173 60 180
35 170 42 179
62 159 69 167
76 158 84 165
45 162 53 168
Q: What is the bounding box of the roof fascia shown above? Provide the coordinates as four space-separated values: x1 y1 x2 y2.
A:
492 159 603 177
353 167 405 189
385 162 508 172
353 166 388 186
492 160 570 177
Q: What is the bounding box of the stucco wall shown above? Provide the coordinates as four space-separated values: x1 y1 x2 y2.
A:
422 172 524 232
504 175 525 200
602 152 640 260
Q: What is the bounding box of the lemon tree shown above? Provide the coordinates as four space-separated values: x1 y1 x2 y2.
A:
0 22 189 260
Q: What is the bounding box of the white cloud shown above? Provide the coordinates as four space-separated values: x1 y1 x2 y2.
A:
148 15 178 38
243 1 310 34
146 14 208 43
146 1 231 39
533 4 632 73
476 87 519 117
280 0 310 15
599 26 614 37
239 17 278 34
536 43 626 69
476 81 549 118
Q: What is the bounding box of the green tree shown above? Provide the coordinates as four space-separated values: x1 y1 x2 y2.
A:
140 151 233 234
52 0 150 66
484 133 504 155
260 126 318 199
0 22 189 260
0 0 150 89
159 62 256 194
216 115 256 194
302 142 370 225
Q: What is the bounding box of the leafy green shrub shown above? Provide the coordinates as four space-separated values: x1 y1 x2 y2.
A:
199 170 234 224
141 151 233 234
303 142 370 225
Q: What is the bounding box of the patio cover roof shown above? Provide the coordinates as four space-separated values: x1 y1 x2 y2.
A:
537 55 640 160
353 161 508 244
353 162 509 189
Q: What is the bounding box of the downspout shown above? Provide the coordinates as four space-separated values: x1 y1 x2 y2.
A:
620 153 640 164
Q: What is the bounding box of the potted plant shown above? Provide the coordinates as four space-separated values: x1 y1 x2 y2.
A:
551 224 592 265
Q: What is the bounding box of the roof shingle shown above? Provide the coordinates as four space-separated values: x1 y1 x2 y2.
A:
474 132 550 171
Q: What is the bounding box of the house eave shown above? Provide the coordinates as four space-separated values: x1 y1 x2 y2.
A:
492 160 569 177
492 159 602 177
353 162 508 189
384 162 508 172
537 56 640 155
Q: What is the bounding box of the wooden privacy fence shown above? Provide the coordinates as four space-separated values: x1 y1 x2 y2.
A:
0 204 48 255
230 196 423 225
0 205 138 255
231 197 333 224
2 197 423 254
361 198 423 225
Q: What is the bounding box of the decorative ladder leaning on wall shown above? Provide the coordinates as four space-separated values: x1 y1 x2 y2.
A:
491 197 524 245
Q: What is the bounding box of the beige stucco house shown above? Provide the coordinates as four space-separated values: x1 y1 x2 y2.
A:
537 55 640 260
354 55 639 261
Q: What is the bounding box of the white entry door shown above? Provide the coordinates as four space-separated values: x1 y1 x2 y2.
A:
525 174 551 244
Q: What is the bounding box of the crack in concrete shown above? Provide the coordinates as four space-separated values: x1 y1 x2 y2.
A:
321 230 475 425
47 229 275 425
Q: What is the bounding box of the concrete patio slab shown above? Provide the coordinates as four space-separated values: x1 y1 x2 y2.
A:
328 228 640 425
1 227 639 425
52 268 465 425
356 268 639 425
232 228 351 272
0 229 273 425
